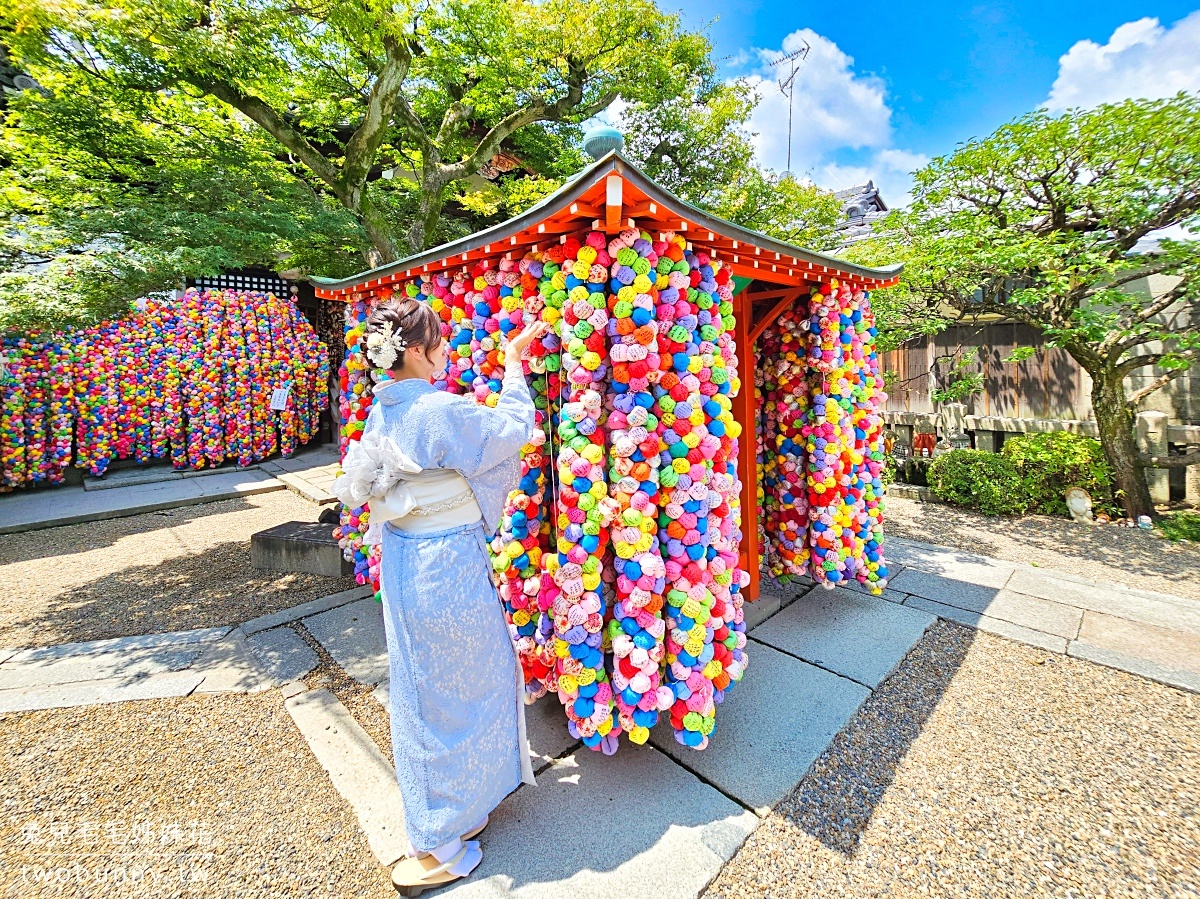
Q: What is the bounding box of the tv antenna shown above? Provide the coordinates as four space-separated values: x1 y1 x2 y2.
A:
770 42 810 174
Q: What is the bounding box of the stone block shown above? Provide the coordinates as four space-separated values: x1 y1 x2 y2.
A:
437 747 758 899
887 568 1005 612
650 641 868 812
1069 611 1200 693
1136 410 1170 505
750 587 936 687
241 585 371 636
251 520 353 577
0 670 205 713
1005 568 1200 636
193 627 273 694
899 586 1081 638
302 597 388 685
4 627 230 664
0 643 207 691
285 688 409 867
885 538 1015 587
246 627 320 686
742 592 782 631
904 596 1069 654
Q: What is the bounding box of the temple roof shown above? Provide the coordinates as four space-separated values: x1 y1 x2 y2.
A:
312 151 901 299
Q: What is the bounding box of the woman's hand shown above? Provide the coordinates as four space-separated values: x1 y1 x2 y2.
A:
506 320 552 360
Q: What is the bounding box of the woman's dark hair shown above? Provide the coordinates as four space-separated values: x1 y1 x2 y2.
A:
365 296 442 370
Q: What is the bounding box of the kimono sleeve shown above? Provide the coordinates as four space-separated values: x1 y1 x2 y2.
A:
432 363 536 478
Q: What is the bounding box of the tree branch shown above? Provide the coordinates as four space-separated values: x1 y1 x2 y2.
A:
187 77 341 190
442 58 618 181
1128 362 1195 405
1138 449 1200 468
340 33 412 191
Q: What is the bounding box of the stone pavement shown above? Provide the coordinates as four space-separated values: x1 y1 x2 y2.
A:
875 536 1200 692
0 586 370 712
0 442 340 534
2 537 1196 898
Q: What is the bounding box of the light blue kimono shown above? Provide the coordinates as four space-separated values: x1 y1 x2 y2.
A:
365 365 538 852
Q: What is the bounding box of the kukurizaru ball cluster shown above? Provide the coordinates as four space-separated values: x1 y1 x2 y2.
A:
1 289 329 492
332 235 888 753
756 281 889 593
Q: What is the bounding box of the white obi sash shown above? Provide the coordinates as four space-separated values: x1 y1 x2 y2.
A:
331 432 483 542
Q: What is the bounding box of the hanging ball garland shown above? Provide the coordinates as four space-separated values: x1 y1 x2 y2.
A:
604 228 670 746
0 290 327 493
329 231 888 753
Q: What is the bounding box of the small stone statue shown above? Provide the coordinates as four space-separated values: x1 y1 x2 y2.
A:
1065 487 1094 525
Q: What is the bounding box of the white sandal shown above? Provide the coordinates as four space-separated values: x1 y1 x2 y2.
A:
392 841 481 896
402 816 488 860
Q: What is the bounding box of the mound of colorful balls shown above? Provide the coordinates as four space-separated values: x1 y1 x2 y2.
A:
332 230 751 754
756 281 888 592
1 289 329 491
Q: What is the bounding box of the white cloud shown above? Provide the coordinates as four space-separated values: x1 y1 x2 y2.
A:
742 29 891 173
1046 12 1200 111
818 149 929 208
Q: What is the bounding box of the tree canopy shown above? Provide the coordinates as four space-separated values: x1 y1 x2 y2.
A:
865 93 1200 518
0 0 844 332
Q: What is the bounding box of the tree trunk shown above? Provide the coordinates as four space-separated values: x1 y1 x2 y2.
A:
406 173 448 254
1090 371 1154 520
335 185 400 269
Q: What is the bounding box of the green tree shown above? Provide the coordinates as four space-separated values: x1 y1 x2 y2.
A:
3 0 708 270
0 71 364 331
877 94 1200 519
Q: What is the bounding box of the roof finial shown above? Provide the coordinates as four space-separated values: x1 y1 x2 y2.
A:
583 124 624 161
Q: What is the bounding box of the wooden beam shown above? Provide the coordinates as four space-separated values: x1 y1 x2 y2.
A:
748 289 804 346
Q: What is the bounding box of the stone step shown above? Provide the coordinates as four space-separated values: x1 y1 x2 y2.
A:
251 520 353 578
284 686 409 867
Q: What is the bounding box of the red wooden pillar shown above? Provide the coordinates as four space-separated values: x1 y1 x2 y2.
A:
732 293 760 602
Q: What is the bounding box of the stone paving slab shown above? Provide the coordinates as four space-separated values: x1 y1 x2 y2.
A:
241 586 371 635
276 471 339 505
750 587 936 687
0 642 208 690
1069 612 1200 693
0 470 284 534
193 627 273 694
285 687 409 867
259 444 341 474
3 626 231 663
1006 568 1200 636
246 626 321 686
742 592 781 631
439 746 759 899
649 641 869 813
905 596 1069 654
302 597 388 686
897 585 1082 639
885 537 1016 587
0 670 206 713
887 568 1006 612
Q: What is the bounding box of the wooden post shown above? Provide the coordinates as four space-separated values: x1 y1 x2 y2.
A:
732 293 760 603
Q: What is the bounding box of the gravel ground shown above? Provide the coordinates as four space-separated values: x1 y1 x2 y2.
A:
0 492 357 649
707 620 1199 899
885 495 1200 601
0 690 395 899
294 622 395 767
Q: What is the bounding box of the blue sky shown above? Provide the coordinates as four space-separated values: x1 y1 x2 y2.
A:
653 2 1200 205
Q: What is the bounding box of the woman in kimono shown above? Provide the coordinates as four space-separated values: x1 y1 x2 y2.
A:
331 296 550 896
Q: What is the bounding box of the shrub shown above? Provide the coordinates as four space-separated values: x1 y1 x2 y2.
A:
1001 431 1117 516
927 449 1030 516
1157 511 1200 543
